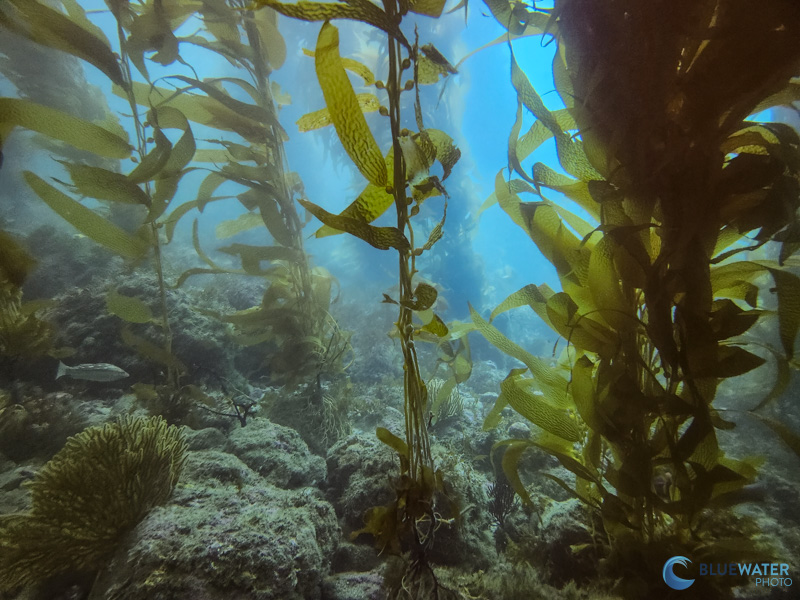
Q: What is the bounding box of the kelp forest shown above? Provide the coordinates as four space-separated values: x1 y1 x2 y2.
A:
1 1 800 600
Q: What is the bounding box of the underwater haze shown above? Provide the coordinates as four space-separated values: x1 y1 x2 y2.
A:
1 1 800 599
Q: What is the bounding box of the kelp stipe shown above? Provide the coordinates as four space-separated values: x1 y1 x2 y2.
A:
249 0 465 594
474 0 800 596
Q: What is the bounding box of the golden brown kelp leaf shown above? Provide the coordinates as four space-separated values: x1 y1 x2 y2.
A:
510 51 601 182
315 22 387 187
250 0 408 48
516 109 575 162
534 164 602 221
24 172 149 260
377 427 410 468
140 106 196 222
0 231 36 288
209 139 269 164
313 157 392 237
711 260 800 358
218 244 303 275
254 8 286 69
477 177 533 217
500 370 580 442
0 98 131 159
116 82 267 143
215 212 264 239
403 283 438 311
298 198 408 251
62 162 150 206
314 129 457 238
238 189 294 247
297 93 381 132
420 313 448 337
453 6 554 73
407 0 447 18
149 106 196 176
122 327 187 375
514 199 591 288
0 0 125 87
127 126 172 185
542 293 616 357
470 304 569 405
425 129 461 180
302 48 376 85
489 283 554 323
125 0 195 79
106 289 154 324
483 0 553 37
493 433 598 509
417 201 446 255
417 53 453 85
168 76 276 128
586 235 630 331
199 0 239 40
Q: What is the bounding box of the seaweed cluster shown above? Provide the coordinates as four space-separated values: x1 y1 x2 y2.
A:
0 231 53 374
0 415 186 594
472 0 800 596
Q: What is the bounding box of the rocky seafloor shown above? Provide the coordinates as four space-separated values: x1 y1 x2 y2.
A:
1 230 799 600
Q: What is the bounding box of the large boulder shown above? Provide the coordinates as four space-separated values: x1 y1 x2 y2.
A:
90 449 340 600
228 419 327 489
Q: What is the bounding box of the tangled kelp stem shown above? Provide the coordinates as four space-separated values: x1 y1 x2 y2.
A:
113 11 179 392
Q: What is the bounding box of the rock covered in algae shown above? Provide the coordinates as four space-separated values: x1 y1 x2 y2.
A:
228 418 327 489
90 445 340 600
321 571 384 600
325 433 395 531
47 272 241 386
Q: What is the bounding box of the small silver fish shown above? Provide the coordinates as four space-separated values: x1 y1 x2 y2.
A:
56 361 129 382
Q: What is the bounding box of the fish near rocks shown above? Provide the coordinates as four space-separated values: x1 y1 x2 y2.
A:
56 361 129 382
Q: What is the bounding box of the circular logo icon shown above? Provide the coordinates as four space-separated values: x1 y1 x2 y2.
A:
663 556 695 590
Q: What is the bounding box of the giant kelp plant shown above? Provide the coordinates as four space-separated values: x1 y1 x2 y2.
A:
0 0 197 398
0 0 352 419
146 0 354 393
247 0 467 595
473 0 800 597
